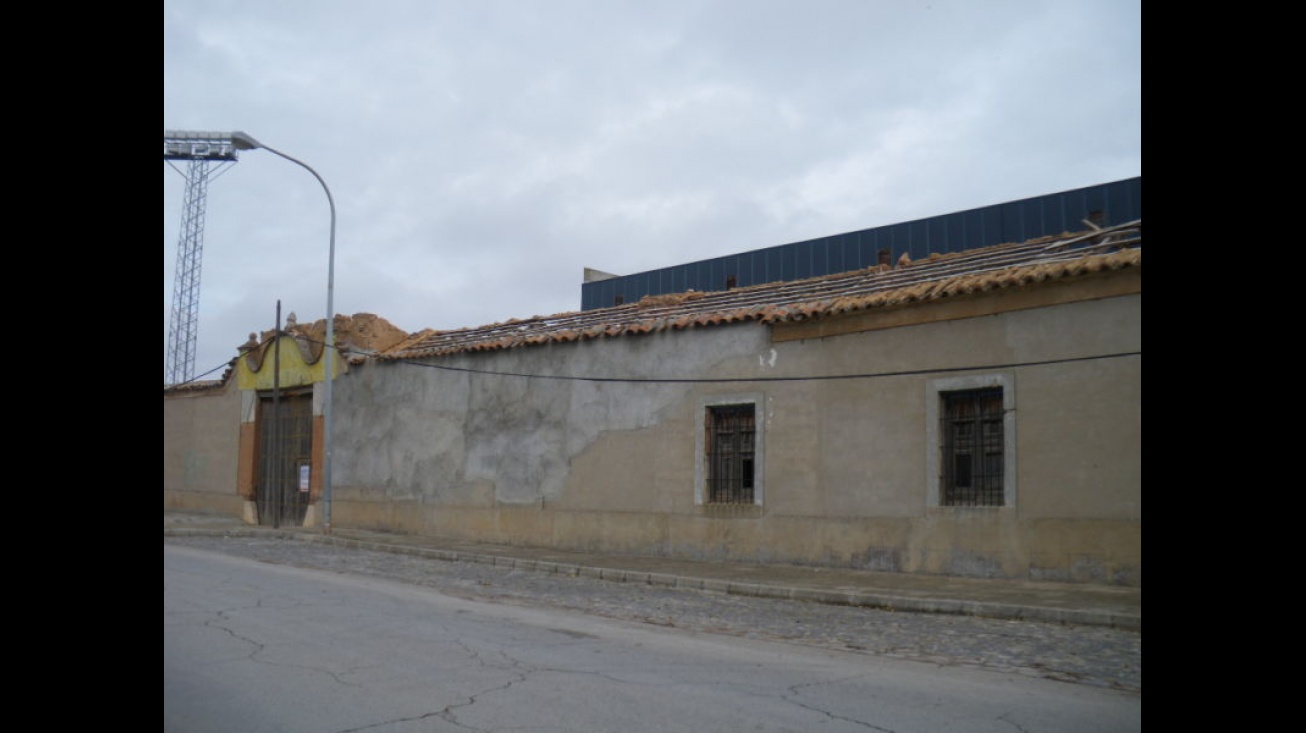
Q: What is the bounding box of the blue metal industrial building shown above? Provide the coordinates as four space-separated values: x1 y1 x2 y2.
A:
581 176 1141 311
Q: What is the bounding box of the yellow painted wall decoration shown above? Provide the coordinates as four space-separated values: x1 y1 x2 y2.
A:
235 335 341 390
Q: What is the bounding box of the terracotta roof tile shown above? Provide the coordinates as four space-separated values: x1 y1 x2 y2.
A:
377 221 1140 362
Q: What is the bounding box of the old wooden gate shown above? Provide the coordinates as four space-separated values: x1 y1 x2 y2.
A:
256 389 313 527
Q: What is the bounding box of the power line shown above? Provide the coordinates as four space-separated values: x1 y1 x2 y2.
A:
162 333 274 392
167 330 1138 389
392 350 1140 384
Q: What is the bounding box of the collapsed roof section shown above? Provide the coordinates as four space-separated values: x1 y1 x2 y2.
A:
377 220 1141 363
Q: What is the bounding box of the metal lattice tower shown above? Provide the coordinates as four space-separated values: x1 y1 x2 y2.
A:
164 131 239 386
165 160 213 385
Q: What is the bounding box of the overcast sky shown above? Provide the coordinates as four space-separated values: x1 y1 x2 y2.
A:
164 0 1141 383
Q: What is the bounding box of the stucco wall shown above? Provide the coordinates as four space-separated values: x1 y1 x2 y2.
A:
163 380 243 516
328 289 1141 586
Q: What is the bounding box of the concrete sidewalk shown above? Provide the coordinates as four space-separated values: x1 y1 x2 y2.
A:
164 511 1140 631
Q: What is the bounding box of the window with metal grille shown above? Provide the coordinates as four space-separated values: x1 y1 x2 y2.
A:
705 404 756 504
941 387 1005 506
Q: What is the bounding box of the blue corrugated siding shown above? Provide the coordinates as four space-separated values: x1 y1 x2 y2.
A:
581 176 1141 310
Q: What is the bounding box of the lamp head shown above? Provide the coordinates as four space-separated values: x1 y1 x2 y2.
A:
230 131 262 151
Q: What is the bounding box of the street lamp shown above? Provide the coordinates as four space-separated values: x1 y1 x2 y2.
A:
231 131 338 534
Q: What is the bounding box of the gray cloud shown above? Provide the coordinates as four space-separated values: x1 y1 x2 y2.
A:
165 0 1141 380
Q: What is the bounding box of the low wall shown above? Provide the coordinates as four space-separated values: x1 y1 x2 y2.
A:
163 489 245 519
329 498 1141 586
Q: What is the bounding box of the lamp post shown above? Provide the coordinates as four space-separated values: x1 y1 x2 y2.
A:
231 131 337 534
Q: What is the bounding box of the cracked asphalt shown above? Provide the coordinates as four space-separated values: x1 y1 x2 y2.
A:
165 535 1140 695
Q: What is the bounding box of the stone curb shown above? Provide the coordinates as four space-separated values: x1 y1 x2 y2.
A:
165 527 1140 631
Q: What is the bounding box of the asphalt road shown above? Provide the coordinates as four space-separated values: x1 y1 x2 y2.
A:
165 535 1140 693
166 542 1140 732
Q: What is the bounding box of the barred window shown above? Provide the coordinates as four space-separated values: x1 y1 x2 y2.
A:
941 388 1005 506
705 404 756 505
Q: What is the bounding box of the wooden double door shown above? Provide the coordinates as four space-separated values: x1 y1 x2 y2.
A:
256 390 313 527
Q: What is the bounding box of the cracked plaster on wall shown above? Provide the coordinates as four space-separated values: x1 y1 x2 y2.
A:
332 325 770 505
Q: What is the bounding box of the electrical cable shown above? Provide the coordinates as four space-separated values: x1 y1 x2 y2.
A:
166 331 1138 390
162 332 280 392
391 350 1140 384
